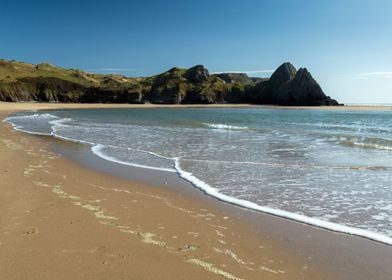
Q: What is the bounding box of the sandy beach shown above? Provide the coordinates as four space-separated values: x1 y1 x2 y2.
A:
1 102 391 280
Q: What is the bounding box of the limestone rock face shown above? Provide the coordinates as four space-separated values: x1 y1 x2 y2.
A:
276 68 321 104
0 77 85 102
182 88 216 104
276 68 339 105
148 84 184 104
214 73 268 85
0 59 340 106
81 86 144 104
214 73 252 84
185 65 210 83
248 63 339 106
147 67 186 104
269 62 297 88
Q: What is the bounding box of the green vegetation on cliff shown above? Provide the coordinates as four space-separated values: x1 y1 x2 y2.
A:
0 59 339 105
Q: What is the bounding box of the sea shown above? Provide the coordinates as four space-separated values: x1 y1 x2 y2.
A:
5 107 392 245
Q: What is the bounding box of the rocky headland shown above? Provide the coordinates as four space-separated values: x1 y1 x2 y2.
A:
0 59 339 106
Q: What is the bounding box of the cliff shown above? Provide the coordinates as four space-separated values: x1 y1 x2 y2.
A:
246 62 339 106
0 59 340 106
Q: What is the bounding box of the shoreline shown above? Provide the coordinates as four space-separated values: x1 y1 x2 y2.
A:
1 102 392 279
1 101 392 111
0 102 325 279
5 102 392 246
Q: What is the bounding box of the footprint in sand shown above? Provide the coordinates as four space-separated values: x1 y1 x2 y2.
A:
23 226 39 235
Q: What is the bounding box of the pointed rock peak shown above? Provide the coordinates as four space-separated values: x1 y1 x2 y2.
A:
296 67 310 75
269 62 297 87
186 65 210 83
293 68 317 84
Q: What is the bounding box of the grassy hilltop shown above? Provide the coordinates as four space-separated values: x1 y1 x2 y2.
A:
0 59 339 106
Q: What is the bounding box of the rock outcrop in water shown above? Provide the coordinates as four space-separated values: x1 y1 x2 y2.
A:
0 59 340 105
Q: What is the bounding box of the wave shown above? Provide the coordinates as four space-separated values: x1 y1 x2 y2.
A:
2 123 52 136
351 141 392 151
3 113 59 136
180 158 391 171
173 158 392 246
293 121 392 133
47 117 98 145
203 123 249 131
49 117 72 126
338 139 392 151
4 111 392 245
91 144 177 173
4 113 59 121
51 132 96 145
306 130 392 152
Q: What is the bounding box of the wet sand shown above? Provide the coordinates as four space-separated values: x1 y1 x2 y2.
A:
54 124 392 280
1 102 391 280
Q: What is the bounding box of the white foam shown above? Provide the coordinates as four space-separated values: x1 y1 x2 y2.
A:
3 113 58 136
51 132 96 145
352 141 392 151
91 144 176 173
49 117 72 126
47 117 97 145
4 113 58 121
3 122 52 136
298 121 392 133
5 112 392 246
203 123 249 131
104 144 173 161
173 158 392 246
180 158 391 171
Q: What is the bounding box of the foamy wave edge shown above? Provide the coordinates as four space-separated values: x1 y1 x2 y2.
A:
174 158 392 246
4 114 392 246
3 114 57 136
5 113 58 120
91 144 177 173
203 123 249 131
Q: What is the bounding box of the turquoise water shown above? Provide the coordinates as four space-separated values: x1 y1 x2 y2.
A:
5 108 392 243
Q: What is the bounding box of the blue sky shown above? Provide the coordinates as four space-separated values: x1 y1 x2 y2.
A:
1 0 391 103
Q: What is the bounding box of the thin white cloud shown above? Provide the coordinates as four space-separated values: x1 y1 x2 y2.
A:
331 71 392 80
362 72 392 78
330 76 371 80
211 69 274 75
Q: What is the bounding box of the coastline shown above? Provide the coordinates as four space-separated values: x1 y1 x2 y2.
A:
1 102 392 280
1 101 392 111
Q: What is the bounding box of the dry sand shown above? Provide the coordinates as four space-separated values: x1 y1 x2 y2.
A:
0 102 328 279
0 102 391 280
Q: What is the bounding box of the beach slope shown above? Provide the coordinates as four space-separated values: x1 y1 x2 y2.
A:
0 102 324 279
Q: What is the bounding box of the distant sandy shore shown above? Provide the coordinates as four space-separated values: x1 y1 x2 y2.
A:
1 102 391 280
0 101 391 111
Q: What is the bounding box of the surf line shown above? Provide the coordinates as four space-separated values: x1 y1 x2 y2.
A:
173 157 392 246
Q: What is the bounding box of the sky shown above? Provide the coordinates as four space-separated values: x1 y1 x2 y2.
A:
1 0 391 104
